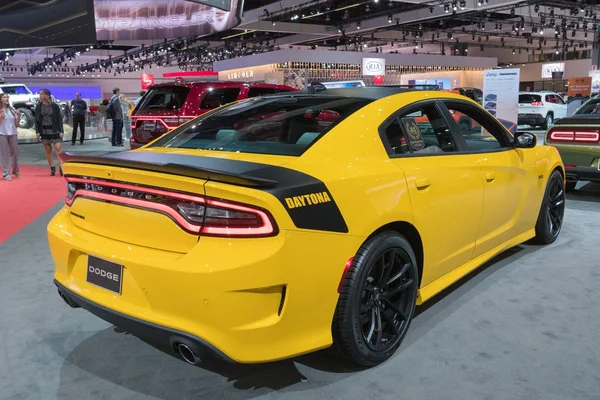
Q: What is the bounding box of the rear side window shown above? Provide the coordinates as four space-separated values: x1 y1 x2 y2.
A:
151 95 372 156
200 88 241 109
248 88 278 97
519 94 542 103
137 86 190 111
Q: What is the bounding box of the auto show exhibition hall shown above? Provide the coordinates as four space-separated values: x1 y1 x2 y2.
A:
0 0 599 399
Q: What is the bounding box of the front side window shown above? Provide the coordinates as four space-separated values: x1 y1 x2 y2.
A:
384 103 458 156
151 95 373 156
200 88 241 109
445 102 510 152
575 99 600 114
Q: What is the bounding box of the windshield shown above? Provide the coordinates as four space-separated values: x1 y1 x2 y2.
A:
519 94 542 104
0 85 32 95
137 86 190 111
575 99 600 115
150 95 373 156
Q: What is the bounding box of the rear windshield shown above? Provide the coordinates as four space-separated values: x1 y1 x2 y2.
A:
519 94 542 103
575 99 600 114
137 86 190 111
150 95 373 156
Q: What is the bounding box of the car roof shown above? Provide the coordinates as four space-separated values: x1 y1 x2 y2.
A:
148 81 293 90
293 85 471 102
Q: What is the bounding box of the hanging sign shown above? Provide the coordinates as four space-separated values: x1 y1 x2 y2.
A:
362 58 386 76
141 74 154 89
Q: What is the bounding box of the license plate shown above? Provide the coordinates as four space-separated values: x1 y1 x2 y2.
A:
86 255 123 295
143 121 156 130
138 130 153 139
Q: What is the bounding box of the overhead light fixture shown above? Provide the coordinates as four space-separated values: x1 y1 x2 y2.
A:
459 0 466 10
534 4 539 13
429 6 433 14
356 21 361 29
388 15 392 23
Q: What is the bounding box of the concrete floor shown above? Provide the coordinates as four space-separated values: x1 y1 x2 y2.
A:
1 140 599 400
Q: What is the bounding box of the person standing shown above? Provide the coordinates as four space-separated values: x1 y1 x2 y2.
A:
107 88 123 147
34 89 64 176
70 92 87 145
0 93 20 181
120 94 134 142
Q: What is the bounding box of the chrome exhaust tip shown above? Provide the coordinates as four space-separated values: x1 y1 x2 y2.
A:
177 343 200 365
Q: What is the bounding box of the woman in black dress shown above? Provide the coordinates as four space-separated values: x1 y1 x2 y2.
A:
34 89 64 176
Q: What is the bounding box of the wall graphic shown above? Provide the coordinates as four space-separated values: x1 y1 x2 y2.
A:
483 68 520 126
283 69 307 91
0 0 96 50
94 0 243 41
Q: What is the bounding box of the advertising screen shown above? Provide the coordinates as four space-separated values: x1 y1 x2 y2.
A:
0 0 96 50
94 0 244 41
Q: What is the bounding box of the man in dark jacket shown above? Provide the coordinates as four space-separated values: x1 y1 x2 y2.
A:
70 92 87 145
108 87 123 147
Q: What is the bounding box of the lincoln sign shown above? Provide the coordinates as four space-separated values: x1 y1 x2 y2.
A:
362 58 386 76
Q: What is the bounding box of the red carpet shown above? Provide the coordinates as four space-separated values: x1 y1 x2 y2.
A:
0 165 66 244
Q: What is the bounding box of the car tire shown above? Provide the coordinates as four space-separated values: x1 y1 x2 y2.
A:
565 180 576 191
531 170 566 245
331 231 419 367
17 108 34 129
541 114 553 130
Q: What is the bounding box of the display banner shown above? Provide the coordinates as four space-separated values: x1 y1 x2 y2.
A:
0 0 96 50
589 70 600 94
94 0 244 41
567 77 592 97
483 68 520 125
141 74 155 90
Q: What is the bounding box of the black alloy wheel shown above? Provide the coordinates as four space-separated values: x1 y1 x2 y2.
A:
331 232 419 366
531 170 566 244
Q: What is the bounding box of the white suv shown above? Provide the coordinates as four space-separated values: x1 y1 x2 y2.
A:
518 91 567 129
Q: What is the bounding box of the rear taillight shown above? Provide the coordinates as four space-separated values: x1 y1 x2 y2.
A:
530 101 544 106
547 129 600 143
64 178 277 238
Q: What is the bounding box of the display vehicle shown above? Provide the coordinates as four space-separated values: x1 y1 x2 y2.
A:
129 80 296 149
49 88 566 367
546 96 600 190
518 91 567 129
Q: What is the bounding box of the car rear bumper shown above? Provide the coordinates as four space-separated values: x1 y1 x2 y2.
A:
48 206 362 363
518 113 545 126
565 166 600 183
54 279 233 363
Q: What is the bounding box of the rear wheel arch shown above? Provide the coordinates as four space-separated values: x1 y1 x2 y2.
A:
367 221 424 287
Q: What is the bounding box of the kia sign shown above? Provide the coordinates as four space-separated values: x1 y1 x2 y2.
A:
542 62 565 79
362 58 386 76
141 74 154 90
94 0 244 41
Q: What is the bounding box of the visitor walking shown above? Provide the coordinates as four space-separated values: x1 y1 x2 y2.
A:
0 93 20 181
34 89 64 176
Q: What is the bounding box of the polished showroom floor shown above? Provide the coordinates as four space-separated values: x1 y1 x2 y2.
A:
1 138 599 400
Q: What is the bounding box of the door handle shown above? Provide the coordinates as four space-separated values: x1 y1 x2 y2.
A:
415 178 431 190
485 172 495 182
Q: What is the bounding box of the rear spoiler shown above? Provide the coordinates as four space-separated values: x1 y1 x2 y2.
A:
59 152 279 188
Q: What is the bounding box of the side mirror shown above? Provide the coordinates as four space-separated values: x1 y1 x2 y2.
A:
514 131 537 148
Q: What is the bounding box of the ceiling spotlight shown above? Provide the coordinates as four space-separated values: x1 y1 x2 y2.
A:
444 4 449 13
534 4 539 13
459 0 466 10
356 21 361 29
388 15 393 23
510 8 515 15
429 6 433 14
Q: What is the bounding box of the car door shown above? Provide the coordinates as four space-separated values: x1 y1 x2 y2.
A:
554 94 568 118
381 101 485 287
442 100 538 257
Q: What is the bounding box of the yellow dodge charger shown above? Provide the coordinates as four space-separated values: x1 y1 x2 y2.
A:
49 88 566 367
